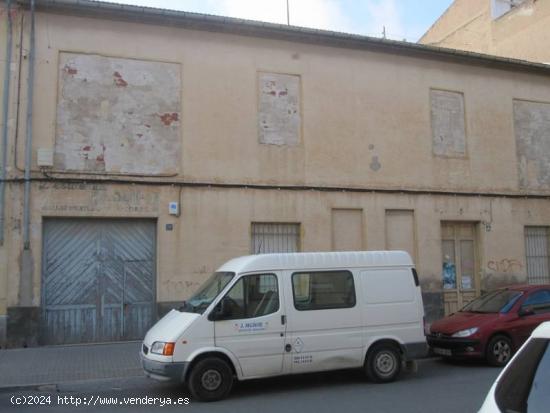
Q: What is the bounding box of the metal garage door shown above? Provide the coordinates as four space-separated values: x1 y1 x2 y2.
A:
42 219 156 345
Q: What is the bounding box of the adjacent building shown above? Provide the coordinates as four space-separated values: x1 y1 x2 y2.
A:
1 0 550 347
420 0 550 63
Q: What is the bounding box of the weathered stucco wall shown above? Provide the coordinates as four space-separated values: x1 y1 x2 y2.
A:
12 10 549 192
2 4 550 345
420 0 550 64
56 53 181 174
5 183 547 320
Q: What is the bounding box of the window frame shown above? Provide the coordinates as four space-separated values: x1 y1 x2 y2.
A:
216 272 280 321
291 270 356 311
495 338 549 413
521 289 550 315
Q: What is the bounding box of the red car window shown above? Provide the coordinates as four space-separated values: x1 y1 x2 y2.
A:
522 290 550 315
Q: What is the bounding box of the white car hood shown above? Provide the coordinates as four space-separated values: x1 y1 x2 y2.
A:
144 309 200 345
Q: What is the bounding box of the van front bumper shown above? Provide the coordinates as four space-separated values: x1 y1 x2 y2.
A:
141 355 189 383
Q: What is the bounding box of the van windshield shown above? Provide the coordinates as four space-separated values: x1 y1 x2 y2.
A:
178 272 235 314
460 289 522 314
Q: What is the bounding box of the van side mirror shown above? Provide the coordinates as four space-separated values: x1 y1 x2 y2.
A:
519 306 535 317
208 298 231 321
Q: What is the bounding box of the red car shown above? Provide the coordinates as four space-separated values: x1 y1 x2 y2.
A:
427 284 550 366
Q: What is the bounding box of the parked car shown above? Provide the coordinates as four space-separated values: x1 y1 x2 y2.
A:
478 321 550 413
141 251 427 401
427 285 550 366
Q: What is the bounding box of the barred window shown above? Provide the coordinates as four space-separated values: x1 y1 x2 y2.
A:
251 223 300 254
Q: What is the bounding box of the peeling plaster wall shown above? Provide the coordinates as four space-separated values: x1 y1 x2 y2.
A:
514 100 550 189
431 90 466 157
56 53 181 174
258 72 301 146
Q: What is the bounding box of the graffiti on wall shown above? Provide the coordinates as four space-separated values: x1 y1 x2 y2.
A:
487 259 523 273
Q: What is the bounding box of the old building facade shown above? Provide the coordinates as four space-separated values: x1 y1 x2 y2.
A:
420 0 550 63
1 0 550 346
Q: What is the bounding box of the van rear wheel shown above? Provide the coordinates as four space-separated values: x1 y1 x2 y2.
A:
365 344 401 383
188 358 234 402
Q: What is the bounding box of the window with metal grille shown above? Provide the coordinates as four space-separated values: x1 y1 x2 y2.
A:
251 223 300 254
525 227 550 285
251 222 300 293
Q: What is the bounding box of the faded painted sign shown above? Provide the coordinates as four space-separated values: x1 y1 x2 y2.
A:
258 72 301 146
514 100 550 189
56 53 181 174
38 182 160 214
431 90 466 157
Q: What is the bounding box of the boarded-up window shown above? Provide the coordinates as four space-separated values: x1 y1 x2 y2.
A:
258 72 301 146
56 53 181 174
514 100 550 189
525 227 550 284
251 223 300 254
385 210 416 261
332 209 363 251
430 89 466 157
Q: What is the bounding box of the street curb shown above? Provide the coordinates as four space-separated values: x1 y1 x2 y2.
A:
0 375 146 394
0 384 58 394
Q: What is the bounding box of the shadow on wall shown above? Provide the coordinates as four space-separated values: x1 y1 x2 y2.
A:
0 315 6 348
481 272 523 293
6 307 40 348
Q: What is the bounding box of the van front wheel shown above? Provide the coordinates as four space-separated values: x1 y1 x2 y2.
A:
188 358 234 402
365 344 401 383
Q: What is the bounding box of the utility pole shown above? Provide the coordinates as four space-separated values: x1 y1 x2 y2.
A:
382 25 386 39
286 0 290 25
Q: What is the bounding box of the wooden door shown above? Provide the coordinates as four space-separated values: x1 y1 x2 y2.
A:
441 222 480 315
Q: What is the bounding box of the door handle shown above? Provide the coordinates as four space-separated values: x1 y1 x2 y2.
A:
285 344 292 352
281 315 286 325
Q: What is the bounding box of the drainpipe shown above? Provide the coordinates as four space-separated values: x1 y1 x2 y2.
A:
23 0 35 251
18 0 35 307
0 0 13 245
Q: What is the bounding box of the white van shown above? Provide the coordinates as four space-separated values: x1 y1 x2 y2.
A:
141 251 427 401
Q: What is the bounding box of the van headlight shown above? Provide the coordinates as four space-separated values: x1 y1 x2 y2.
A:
151 341 175 356
451 327 479 338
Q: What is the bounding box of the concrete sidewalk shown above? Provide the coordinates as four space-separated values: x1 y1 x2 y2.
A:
0 341 143 391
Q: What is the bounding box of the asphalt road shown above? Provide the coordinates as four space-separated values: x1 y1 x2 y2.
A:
0 358 501 413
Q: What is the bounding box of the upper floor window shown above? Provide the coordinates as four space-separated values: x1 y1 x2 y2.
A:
430 89 467 158
491 0 526 20
258 72 301 146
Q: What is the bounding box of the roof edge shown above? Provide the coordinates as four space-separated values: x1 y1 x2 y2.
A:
18 0 550 76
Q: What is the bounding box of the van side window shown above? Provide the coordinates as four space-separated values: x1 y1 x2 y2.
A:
292 271 356 311
221 274 280 319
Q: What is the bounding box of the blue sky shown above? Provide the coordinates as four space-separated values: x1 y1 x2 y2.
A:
98 0 454 42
